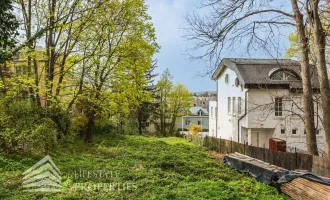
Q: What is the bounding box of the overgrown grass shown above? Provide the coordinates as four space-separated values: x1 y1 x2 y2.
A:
0 134 289 199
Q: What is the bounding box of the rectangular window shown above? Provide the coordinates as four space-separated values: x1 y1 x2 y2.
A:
316 129 320 135
281 129 285 134
228 97 231 114
215 107 218 118
185 120 190 125
275 98 283 116
238 97 242 115
198 120 201 125
233 97 236 115
211 107 214 118
292 129 297 134
146 122 150 127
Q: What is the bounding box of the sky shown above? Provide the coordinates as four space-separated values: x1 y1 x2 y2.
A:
146 0 217 93
145 0 294 93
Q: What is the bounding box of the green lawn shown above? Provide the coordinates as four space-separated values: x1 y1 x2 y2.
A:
0 135 289 199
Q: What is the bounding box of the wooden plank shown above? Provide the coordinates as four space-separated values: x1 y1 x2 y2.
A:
281 178 330 200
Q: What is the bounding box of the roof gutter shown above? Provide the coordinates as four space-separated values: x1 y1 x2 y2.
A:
237 89 250 143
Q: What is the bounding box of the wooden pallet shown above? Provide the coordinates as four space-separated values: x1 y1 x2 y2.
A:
281 177 330 200
226 153 330 199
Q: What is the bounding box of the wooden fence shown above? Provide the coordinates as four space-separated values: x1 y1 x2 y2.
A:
202 135 330 178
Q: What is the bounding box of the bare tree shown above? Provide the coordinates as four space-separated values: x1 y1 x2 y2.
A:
305 0 330 158
291 0 318 155
184 0 319 155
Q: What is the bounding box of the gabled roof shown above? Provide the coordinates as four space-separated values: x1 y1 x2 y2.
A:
189 106 208 116
212 58 320 90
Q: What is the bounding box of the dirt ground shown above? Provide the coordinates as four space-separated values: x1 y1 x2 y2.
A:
209 150 226 160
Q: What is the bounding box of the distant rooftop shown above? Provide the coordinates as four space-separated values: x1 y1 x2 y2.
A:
189 106 208 116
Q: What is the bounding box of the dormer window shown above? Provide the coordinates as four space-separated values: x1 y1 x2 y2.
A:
269 68 300 81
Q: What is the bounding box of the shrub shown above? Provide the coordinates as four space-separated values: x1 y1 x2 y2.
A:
0 99 72 154
94 117 119 134
122 118 139 135
71 110 89 137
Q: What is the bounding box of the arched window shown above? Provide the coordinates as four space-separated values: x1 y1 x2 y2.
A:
269 68 300 81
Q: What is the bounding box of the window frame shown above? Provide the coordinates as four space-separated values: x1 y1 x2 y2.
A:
233 97 236 115
238 97 242 115
270 69 300 81
292 129 297 135
211 107 214 118
275 97 283 116
228 97 231 115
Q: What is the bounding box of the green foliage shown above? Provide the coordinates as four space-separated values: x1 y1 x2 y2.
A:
70 110 89 136
168 83 193 134
122 117 140 135
153 69 173 136
74 0 159 142
135 60 159 134
0 135 288 199
284 32 299 59
153 70 192 136
0 99 74 154
94 117 120 135
0 0 19 63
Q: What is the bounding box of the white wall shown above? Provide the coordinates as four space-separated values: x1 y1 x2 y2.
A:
209 101 217 137
216 67 246 141
214 67 326 154
177 116 209 130
246 89 326 153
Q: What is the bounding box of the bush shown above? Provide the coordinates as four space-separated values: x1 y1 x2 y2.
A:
71 110 89 137
0 99 72 154
122 118 139 135
94 117 119 134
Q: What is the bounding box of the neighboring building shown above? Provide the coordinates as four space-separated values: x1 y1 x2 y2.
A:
177 106 209 130
193 91 216 111
2 53 74 107
209 58 326 154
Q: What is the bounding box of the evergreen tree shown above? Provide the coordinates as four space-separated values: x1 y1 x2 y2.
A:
153 69 173 136
0 0 18 64
136 60 159 134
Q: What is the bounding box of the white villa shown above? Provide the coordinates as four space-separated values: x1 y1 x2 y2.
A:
177 106 209 131
209 58 326 154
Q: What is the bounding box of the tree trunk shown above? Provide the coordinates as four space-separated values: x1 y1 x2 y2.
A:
137 107 143 135
47 0 56 105
85 112 95 143
27 0 35 101
170 114 176 136
309 0 330 158
33 59 41 106
292 0 319 155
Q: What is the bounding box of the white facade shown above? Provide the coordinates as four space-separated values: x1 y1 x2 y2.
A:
209 62 326 154
209 101 217 137
177 116 209 130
